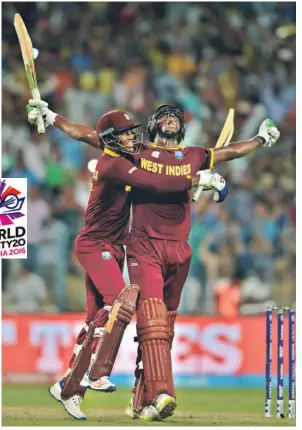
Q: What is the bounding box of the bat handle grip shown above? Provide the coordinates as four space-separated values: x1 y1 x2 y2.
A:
32 88 45 134
37 115 45 134
192 185 204 203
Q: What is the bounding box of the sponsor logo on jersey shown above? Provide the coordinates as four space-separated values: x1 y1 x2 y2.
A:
175 151 183 160
124 113 131 120
151 151 160 159
102 251 112 260
130 262 138 266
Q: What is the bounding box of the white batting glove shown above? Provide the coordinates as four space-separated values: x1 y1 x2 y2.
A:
27 105 48 127
257 119 280 147
192 171 228 203
211 172 226 191
196 170 213 188
26 99 57 128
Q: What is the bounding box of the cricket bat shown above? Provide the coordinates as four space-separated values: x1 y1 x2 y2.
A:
14 13 45 134
192 108 235 202
215 108 235 148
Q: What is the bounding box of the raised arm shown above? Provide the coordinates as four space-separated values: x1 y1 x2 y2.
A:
27 99 102 149
213 137 262 165
212 119 280 166
54 116 101 149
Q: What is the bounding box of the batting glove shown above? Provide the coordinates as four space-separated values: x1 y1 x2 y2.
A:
213 182 229 203
211 172 229 203
196 170 214 188
192 171 229 203
26 99 57 128
257 119 280 147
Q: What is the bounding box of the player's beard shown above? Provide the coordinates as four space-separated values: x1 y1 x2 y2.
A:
155 135 179 149
156 121 180 148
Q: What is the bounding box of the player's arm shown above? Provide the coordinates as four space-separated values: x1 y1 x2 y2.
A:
54 116 101 149
212 119 280 166
104 157 197 193
27 99 102 149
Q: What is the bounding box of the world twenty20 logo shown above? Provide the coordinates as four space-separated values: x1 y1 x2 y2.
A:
0 179 25 226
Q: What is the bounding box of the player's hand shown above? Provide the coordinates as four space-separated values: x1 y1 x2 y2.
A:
27 104 49 128
196 170 214 188
213 182 229 203
192 171 228 203
26 99 57 127
257 119 280 147
210 172 229 203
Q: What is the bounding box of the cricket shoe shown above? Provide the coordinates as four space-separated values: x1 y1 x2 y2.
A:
153 393 176 419
125 396 160 421
80 371 116 392
49 381 86 420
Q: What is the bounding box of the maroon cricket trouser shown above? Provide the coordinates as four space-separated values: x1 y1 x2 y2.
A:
75 237 126 323
127 233 192 311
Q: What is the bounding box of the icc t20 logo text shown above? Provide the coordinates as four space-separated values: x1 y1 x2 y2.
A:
0 179 27 259
0 179 25 225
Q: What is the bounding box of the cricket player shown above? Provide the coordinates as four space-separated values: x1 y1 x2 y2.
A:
27 100 279 420
27 104 227 420
120 104 280 420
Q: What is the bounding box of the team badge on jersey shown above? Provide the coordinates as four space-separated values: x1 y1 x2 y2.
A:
175 151 183 160
102 251 111 260
151 151 160 159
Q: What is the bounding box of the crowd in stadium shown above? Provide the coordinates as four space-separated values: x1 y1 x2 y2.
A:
2 2 296 315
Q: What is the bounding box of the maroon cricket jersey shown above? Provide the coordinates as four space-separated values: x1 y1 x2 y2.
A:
77 151 131 245
130 145 214 241
77 148 193 245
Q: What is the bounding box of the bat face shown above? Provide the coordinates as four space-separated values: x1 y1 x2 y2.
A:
14 13 45 134
25 58 38 90
14 13 38 90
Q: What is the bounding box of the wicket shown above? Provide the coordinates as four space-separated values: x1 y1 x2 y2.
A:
265 306 295 419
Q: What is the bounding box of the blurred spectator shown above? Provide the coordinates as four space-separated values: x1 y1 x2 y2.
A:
54 186 84 273
21 130 50 184
3 262 47 313
50 127 85 171
27 185 50 273
2 2 295 313
44 141 66 200
239 274 276 315
38 210 69 311
7 151 41 187
75 165 92 210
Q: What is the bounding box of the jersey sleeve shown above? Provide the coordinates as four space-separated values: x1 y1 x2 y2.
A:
104 157 192 193
196 147 214 170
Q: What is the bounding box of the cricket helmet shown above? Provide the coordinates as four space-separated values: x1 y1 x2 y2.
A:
147 104 186 143
96 110 143 154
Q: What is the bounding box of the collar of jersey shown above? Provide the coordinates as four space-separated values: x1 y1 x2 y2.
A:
150 142 182 151
104 148 120 157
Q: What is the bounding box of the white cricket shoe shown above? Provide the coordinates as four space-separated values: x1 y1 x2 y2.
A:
49 381 86 420
80 372 116 392
140 405 160 421
154 393 176 419
125 396 160 421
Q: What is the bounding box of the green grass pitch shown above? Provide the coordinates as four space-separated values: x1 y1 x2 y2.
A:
2 385 295 426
